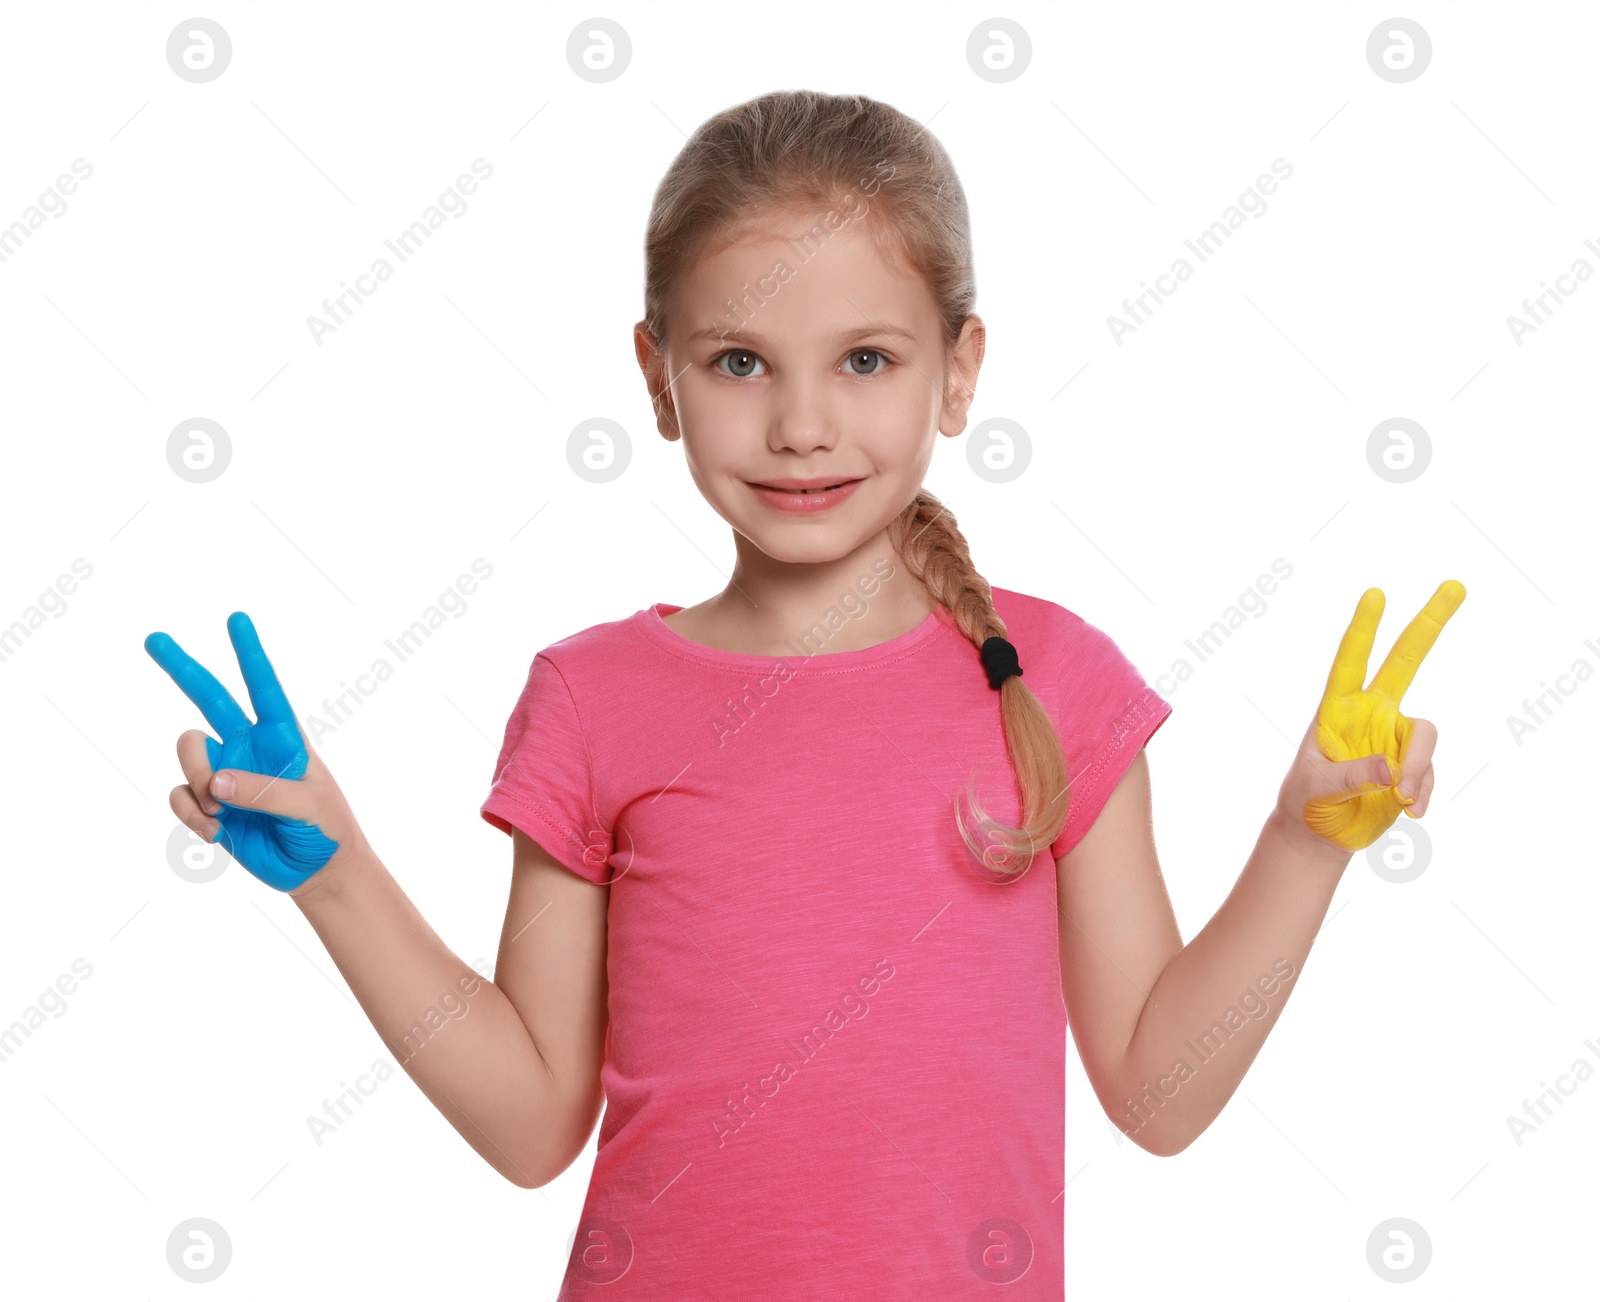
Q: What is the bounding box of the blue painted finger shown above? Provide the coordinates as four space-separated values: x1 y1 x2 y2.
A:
226 611 296 725
144 632 252 740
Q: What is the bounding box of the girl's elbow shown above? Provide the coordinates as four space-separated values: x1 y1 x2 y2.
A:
1112 1113 1199 1158
1141 1131 1195 1158
502 1165 545 1191
501 1092 603 1189
497 1145 576 1190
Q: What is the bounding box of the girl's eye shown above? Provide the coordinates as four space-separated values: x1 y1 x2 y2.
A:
710 347 893 379
844 348 890 376
714 350 765 378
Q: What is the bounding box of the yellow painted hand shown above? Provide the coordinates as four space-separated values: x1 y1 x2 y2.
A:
1301 580 1467 852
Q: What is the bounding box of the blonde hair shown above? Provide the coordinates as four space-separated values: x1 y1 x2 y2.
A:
641 89 1069 876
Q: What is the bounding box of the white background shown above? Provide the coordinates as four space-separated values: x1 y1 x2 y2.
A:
1 3 1592 1297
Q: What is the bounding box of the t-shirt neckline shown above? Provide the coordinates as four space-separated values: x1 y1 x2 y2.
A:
638 600 951 672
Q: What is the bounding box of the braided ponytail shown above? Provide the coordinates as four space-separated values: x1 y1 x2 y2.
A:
890 491 1070 875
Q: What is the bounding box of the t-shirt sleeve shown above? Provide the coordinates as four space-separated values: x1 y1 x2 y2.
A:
480 652 615 884
1048 615 1173 861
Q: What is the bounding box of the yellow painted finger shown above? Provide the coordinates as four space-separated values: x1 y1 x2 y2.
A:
1321 587 1385 708
1369 580 1467 703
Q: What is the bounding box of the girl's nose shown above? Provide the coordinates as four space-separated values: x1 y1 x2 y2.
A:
767 375 839 453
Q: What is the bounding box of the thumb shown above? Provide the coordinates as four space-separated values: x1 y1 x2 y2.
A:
1316 751 1395 800
209 764 319 821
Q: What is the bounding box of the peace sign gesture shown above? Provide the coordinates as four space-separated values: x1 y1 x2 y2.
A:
145 611 361 892
1274 580 1467 855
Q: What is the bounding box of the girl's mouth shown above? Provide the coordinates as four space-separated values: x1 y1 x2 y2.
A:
748 479 864 513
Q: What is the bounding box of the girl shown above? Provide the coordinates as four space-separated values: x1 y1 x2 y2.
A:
146 90 1464 1299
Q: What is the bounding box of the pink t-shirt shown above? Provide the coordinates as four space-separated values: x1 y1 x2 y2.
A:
480 585 1172 1300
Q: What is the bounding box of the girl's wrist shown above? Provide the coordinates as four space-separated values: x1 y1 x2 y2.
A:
1263 807 1354 873
289 837 381 913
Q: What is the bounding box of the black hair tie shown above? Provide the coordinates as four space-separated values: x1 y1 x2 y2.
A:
979 636 1023 690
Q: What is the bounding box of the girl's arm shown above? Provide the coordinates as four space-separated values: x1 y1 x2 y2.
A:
1058 742 1372 1157
286 825 608 1187
1059 583 1462 1156
148 614 609 1187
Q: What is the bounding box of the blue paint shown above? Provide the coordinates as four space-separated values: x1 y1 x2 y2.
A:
145 611 339 891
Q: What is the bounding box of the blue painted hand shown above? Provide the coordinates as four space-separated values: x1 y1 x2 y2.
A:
146 611 347 891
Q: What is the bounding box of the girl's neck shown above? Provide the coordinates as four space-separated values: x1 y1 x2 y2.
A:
662 581 936 658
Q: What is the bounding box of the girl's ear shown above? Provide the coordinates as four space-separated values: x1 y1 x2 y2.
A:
634 320 682 442
939 315 986 438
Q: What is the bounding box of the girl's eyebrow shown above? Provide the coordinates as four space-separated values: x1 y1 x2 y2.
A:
687 322 918 346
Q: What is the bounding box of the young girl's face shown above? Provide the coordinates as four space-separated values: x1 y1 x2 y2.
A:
639 211 983 567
